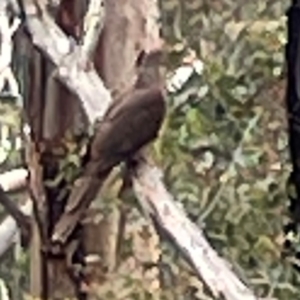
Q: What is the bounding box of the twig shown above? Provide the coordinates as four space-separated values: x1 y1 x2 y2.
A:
0 5 21 98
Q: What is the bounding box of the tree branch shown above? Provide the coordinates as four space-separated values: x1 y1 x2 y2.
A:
132 160 259 300
0 168 27 191
0 5 21 98
0 168 30 256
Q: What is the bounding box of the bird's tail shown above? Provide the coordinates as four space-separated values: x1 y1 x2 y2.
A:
51 174 106 245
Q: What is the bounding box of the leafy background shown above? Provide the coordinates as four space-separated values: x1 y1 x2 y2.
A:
0 0 298 299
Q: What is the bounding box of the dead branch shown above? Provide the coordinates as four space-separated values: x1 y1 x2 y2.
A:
0 168 30 256
132 161 260 300
0 5 21 98
0 168 27 191
0 186 31 247
0 199 32 256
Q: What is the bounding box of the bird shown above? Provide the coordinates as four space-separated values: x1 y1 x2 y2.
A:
51 49 166 246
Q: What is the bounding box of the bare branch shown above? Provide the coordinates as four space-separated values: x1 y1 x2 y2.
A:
21 0 111 123
0 168 29 256
0 6 21 98
0 186 31 246
21 0 74 62
0 199 32 256
81 0 105 65
0 168 28 192
132 161 260 300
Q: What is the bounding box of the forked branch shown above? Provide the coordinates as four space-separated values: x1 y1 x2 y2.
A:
19 0 111 123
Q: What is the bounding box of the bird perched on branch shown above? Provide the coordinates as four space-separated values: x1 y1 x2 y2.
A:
51 49 166 246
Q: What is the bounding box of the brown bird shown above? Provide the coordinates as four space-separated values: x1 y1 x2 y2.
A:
51 50 166 245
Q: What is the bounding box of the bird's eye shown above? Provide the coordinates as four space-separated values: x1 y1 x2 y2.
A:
136 50 146 67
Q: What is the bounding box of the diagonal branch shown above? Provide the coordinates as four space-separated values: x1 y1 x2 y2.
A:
132 160 259 300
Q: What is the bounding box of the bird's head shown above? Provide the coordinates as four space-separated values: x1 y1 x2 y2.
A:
134 50 166 88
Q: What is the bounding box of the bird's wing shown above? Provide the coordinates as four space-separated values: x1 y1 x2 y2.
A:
89 88 165 171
